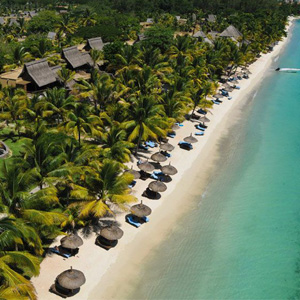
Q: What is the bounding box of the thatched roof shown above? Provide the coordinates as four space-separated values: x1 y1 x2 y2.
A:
146 18 154 23
47 32 56 40
208 14 216 22
85 37 104 51
220 25 242 38
62 46 91 69
20 59 57 88
193 31 207 38
82 52 93 66
207 31 219 39
0 17 5 25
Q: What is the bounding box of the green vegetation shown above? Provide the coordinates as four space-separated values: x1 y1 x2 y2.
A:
0 0 298 299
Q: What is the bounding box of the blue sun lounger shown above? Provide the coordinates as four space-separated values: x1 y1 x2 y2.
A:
143 216 149 222
178 141 193 150
195 131 204 136
145 141 157 148
212 100 220 105
175 123 184 127
139 144 149 151
50 248 71 258
128 180 137 189
126 215 141 228
195 124 206 131
167 133 176 138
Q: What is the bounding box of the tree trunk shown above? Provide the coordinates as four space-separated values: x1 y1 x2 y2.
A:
135 125 143 155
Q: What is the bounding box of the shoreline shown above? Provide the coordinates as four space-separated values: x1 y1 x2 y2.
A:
32 18 295 300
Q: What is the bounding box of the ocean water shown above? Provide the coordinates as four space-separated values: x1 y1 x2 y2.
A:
128 20 300 300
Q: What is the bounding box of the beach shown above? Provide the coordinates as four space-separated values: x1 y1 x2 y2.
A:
32 18 295 300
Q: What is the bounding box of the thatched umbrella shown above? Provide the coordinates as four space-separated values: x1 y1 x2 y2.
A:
138 161 155 173
56 267 86 290
160 143 175 152
184 134 198 144
60 234 83 250
131 201 152 218
223 82 231 88
172 124 180 130
125 167 140 179
148 181 167 193
242 68 251 74
200 116 210 123
221 75 228 80
162 163 178 176
213 93 224 99
100 225 124 241
151 152 167 163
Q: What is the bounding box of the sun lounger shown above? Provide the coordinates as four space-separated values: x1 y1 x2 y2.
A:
175 123 184 127
161 151 171 157
128 180 137 189
178 141 193 150
49 247 71 258
195 124 206 131
197 108 207 115
151 171 164 181
142 216 149 222
195 131 204 136
145 141 157 148
228 97 232 100
139 144 149 151
126 215 141 228
212 100 221 105
167 133 176 138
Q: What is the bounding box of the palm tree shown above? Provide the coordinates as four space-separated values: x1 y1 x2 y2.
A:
76 160 136 218
80 8 97 27
100 126 134 163
63 103 103 146
39 87 75 124
123 95 169 155
57 66 75 88
0 250 40 300
90 49 103 70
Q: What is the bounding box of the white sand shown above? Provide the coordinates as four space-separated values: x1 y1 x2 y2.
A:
32 18 295 300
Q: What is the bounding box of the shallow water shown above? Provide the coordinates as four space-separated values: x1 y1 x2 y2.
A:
128 20 300 300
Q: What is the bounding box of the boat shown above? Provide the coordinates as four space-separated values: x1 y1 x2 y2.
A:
275 67 300 73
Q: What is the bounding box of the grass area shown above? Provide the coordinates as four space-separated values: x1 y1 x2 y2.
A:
0 127 25 171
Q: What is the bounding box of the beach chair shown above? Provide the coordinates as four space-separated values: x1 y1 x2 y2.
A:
139 144 149 151
175 123 184 127
195 131 204 136
126 215 141 228
142 216 149 222
161 150 171 157
221 90 229 96
178 141 193 150
150 171 164 181
49 247 71 258
145 141 157 148
228 97 232 100
197 108 207 115
212 100 221 105
167 132 176 138
128 180 137 189
195 124 206 131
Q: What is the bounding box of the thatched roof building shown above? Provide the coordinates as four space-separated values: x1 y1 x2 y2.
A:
220 25 242 38
207 14 216 22
84 37 105 51
193 31 207 38
19 59 57 88
47 32 56 40
62 46 91 69
0 17 5 25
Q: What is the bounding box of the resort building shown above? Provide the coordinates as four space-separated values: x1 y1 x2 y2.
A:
0 67 30 90
219 25 243 39
62 46 92 70
84 37 105 51
18 59 58 91
207 14 217 22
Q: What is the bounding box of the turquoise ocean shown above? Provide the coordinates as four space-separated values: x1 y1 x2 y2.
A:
128 20 300 300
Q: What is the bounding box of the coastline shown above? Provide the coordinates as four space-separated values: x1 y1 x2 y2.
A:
32 18 295 300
